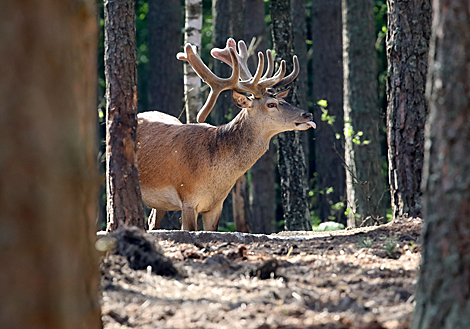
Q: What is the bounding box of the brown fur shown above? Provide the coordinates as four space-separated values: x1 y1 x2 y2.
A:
137 92 314 231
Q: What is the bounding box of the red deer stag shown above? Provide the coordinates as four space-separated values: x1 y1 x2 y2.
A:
137 38 316 231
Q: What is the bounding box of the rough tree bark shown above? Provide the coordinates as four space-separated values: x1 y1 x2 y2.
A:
411 1 470 328
105 0 145 231
271 0 312 231
148 0 183 117
245 0 276 234
211 0 235 229
312 0 346 224
386 0 432 220
229 0 249 233
184 0 203 123
342 0 385 227
0 1 101 328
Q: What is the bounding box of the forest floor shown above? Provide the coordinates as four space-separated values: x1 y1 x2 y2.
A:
99 217 422 329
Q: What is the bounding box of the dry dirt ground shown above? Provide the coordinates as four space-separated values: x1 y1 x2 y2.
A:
99 217 422 329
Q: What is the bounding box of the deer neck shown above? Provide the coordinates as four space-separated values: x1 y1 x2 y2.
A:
215 109 274 174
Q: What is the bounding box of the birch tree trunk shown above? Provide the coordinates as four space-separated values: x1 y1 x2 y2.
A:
386 0 431 220
184 0 203 123
105 0 145 231
0 0 101 328
342 0 385 227
271 0 312 231
411 1 470 328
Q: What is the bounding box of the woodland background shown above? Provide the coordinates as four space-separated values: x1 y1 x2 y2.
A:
96 0 391 233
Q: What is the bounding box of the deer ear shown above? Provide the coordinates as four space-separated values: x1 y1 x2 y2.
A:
232 91 252 109
275 88 290 99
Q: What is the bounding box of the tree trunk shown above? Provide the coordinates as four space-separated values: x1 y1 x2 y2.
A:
271 0 312 231
312 0 346 224
342 0 385 227
0 1 101 328
228 0 249 232
411 2 470 328
148 0 183 118
105 0 145 231
245 0 276 234
386 0 431 220
211 0 235 228
184 0 203 123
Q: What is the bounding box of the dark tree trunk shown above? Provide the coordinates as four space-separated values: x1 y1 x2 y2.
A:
291 0 310 165
148 0 183 117
0 1 101 328
212 0 234 228
271 0 312 231
411 2 470 328
312 0 346 224
105 0 145 231
342 0 385 227
386 0 431 220
228 0 249 232
245 0 276 234
212 0 232 125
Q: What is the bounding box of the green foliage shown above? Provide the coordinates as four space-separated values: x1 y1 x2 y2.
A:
383 235 399 258
358 236 374 248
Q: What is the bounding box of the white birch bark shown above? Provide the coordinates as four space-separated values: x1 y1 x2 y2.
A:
184 0 203 123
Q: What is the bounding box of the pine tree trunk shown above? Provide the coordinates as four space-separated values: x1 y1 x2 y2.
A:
105 0 145 231
148 0 183 117
312 0 346 224
228 0 249 232
0 1 101 328
342 0 385 227
386 0 431 220
245 0 276 234
271 0 312 231
184 0 203 123
411 1 470 328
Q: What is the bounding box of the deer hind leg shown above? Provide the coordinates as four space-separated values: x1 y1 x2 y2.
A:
148 209 166 230
181 204 198 231
202 203 223 231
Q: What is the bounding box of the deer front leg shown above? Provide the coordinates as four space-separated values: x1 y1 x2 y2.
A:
202 203 223 231
181 204 198 231
148 209 166 230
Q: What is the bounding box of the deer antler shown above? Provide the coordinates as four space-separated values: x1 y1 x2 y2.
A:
177 44 241 123
211 38 299 95
177 39 300 123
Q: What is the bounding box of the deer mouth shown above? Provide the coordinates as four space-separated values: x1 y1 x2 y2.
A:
295 121 316 130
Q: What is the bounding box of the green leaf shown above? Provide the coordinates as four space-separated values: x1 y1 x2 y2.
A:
317 99 328 108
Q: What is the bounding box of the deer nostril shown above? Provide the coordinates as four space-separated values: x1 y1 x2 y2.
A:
302 112 313 120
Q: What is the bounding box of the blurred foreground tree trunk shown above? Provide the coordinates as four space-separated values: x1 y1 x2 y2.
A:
342 0 385 227
271 0 312 231
105 0 145 231
411 1 470 328
246 0 276 233
312 0 346 224
184 0 203 123
386 0 432 220
148 0 183 118
0 1 101 328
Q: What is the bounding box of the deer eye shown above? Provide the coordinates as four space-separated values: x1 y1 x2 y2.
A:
267 103 277 108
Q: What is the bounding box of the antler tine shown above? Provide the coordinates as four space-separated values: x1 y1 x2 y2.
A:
211 38 252 80
236 40 252 80
261 50 274 79
259 60 286 90
178 43 240 123
272 55 300 89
